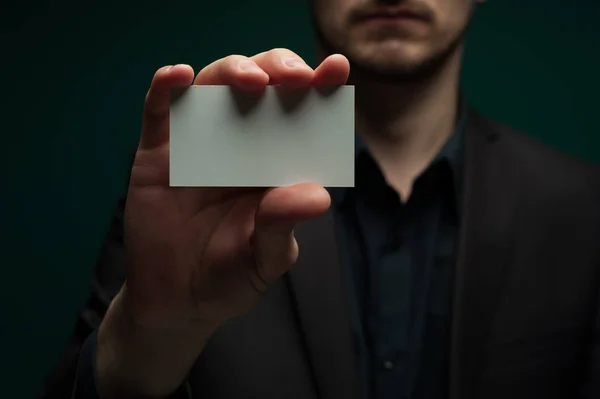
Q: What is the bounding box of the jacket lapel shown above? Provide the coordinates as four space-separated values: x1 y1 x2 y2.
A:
449 111 521 399
287 209 360 399
286 110 521 399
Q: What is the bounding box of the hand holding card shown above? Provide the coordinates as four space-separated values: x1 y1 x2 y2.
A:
95 50 351 399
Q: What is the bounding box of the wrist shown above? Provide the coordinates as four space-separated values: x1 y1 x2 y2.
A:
96 288 216 398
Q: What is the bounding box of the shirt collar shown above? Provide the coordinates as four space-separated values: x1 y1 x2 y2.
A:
329 99 468 208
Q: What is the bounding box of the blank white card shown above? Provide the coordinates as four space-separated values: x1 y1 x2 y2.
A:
169 85 355 187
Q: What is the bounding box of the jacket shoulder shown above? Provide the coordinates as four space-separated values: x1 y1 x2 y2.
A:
474 112 600 196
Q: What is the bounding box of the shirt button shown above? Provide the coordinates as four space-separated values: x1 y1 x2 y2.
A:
383 360 395 370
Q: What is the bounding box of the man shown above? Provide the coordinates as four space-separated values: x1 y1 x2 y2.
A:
40 0 600 398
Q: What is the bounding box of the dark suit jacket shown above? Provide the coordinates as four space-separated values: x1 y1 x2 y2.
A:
40 111 600 399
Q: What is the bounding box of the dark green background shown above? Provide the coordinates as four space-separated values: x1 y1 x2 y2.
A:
1 0 599 396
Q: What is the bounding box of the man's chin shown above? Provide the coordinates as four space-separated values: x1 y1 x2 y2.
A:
346 54 432 84
344 36 464 84
313 23 466 85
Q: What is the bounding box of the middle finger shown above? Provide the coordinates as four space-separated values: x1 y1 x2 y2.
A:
251 48 314 87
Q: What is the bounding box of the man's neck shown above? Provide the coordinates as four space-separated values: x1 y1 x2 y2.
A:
349 48 463 200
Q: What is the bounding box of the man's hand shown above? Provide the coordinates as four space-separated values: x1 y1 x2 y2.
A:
96 48 350 398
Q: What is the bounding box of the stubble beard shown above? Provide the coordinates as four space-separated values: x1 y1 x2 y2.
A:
310 8 474 85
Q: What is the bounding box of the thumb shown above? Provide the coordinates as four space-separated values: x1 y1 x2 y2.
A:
250 183 330 290
140 64 195 150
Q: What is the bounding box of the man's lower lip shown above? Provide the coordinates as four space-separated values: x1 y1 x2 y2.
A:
363 15 423 23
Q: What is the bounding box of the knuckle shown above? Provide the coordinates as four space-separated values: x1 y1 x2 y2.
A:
143 90 165 119
251 50 268 58
253 48 299 63
143 89 156 113
272 47 296 57
274 48 303 63
145 65 172 110
222 54 247 65
198 55 255 82
153 65 171 79
221 54 250 72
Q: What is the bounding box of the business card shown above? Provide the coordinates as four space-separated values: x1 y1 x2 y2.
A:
169 85 355 187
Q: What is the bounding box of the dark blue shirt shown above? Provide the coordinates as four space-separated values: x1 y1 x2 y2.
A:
330 108 466 399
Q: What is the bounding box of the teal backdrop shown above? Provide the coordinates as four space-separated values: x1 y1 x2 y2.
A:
1 0 599 397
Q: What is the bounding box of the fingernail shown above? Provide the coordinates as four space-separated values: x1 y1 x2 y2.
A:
171 64 189 70
283 57 308 69
238 61 261 72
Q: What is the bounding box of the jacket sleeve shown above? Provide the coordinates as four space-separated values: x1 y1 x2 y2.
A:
581 282 600 399
38 151 193 399
37 196 127 399
580 169 600 399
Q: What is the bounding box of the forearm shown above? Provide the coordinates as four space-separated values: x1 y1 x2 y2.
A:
96 288 216 398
